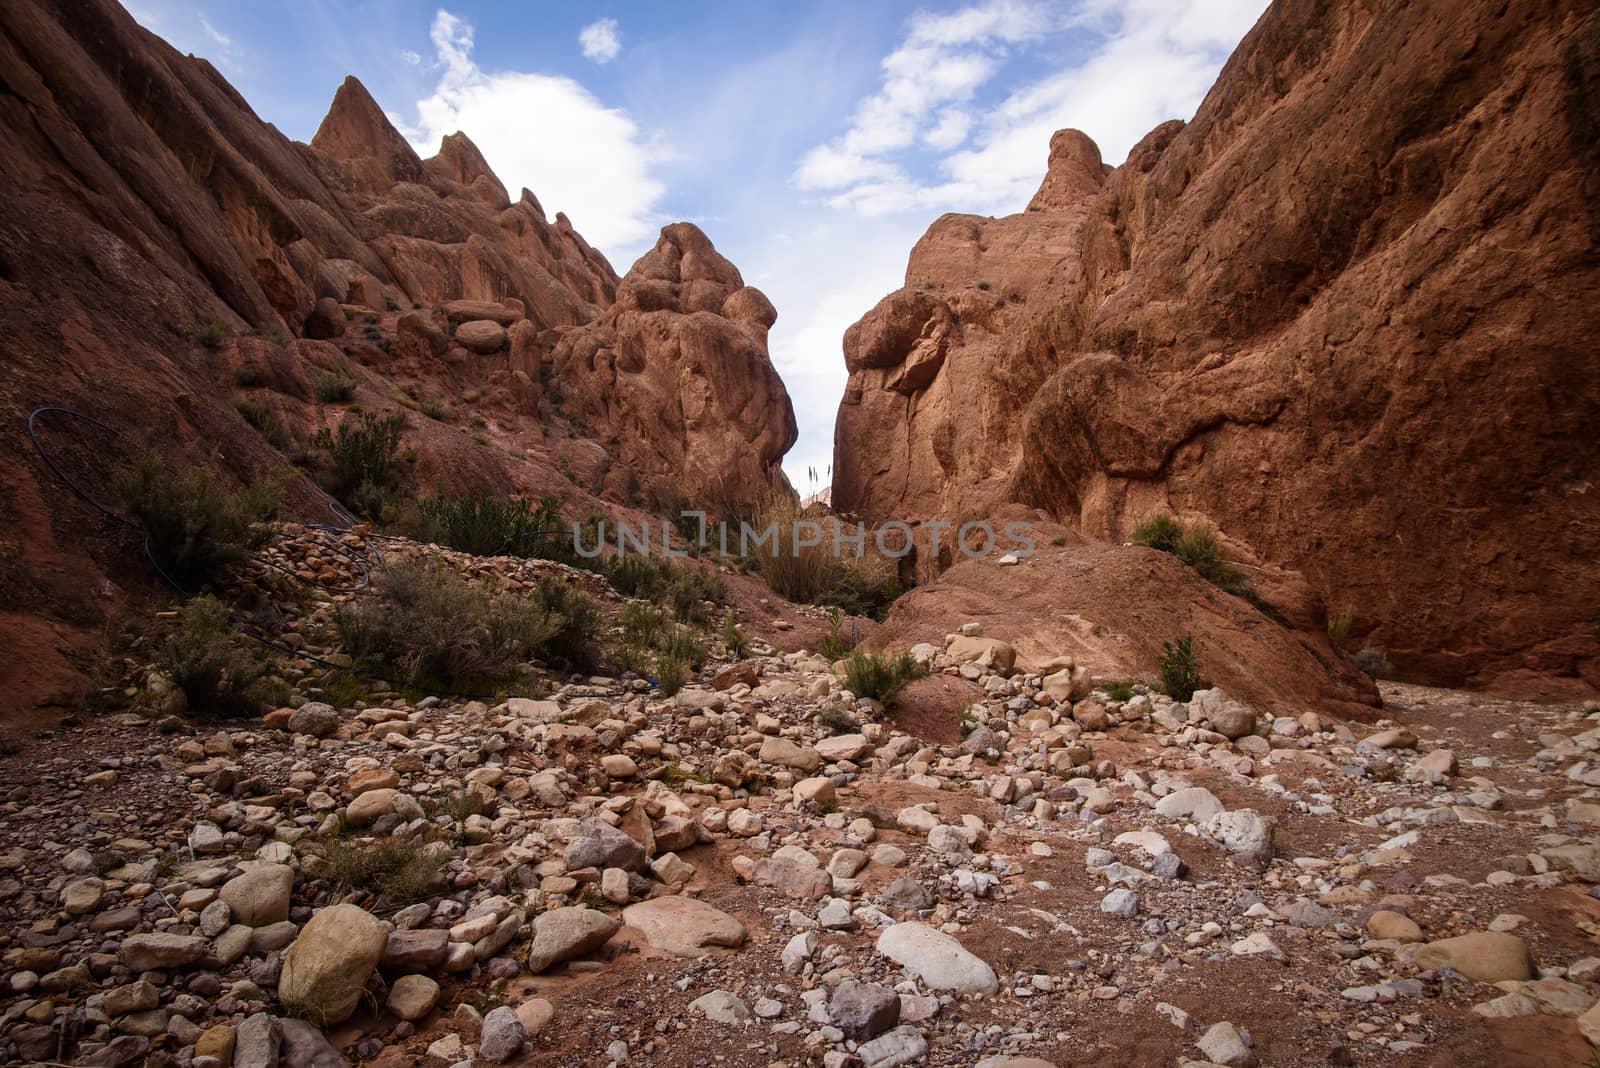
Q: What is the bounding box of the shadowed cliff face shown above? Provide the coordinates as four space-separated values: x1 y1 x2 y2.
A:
0 0 795 717
834 0 1600 697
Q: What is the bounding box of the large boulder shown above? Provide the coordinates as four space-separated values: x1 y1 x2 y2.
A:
875 922 998 994
525 908 619 973
454 319 507 354
1413 932 1534 983
1190 689 1259 740
622 896 747 958
278 904 388 1026
219 864 294 927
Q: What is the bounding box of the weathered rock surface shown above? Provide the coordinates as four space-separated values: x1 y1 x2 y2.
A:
549 223 798 512
833 0 1600 697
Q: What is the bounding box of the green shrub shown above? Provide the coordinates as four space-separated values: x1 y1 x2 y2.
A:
197 320 231 348
1327 613 1353 647
1131 515 1184 553
751 494 838 603
841 649 926 704
156 596 277 717
315 372 357 404
420 397 453 422
655 651 690 696
232 395 285 444
313 410 406 513
1101 680 1136 702
1174 526 1246 592
335 560 560 688
609 554 673 599
234 364 265 388
655 624 709 670
536 577 602 667
749 496 902 617
620 601 663 647
1352 646 1391 678
417 493 571 561
817 608 855 662
118 453 279 588
1133 515 1246 593
320 836 445 913
665 567 727 624
612 642 653 678
1158 635 1203 701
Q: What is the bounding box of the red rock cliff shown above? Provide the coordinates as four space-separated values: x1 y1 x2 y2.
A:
0 0 794 718
833 0 1600 696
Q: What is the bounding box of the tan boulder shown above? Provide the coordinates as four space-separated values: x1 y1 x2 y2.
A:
1414 932 1533 983
278 904 388 1026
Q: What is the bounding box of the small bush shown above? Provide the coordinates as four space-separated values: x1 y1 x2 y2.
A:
156 596 277 717
1158 635 1203 701
751 494 838 603
1131 515 1184 553
749 496 902 617
321 836 445 913
335 560 560 689
1101 680 1136 702
417 493 571 561
665 567 727 624
536 577 602 667
315 372 357 404
620 601 663 647
817 608 856 662
841 649 926 704
1326 613 1352 647
118 453 279 588
1174 526 1246 592
655 651 690 696
655 624 709 670
609 554 674 600
1352 646 1392 678
612 642 653 678
197 320 231 348
420 397 453 422
234 364 265 388
313 410 406 513
1133 515 1246 593
232 395 285 445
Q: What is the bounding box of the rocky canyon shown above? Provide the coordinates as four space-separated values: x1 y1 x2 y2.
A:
0 0 1596 1066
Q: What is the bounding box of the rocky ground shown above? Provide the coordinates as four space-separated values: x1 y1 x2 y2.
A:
3 529 1599 1068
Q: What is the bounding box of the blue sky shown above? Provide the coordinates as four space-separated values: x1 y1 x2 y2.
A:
127 0 1267 495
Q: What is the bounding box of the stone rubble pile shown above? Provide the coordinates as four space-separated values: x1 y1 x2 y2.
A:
2 531 1598 1066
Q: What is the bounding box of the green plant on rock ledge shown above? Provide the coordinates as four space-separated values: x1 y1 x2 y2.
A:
1132 514 1248 594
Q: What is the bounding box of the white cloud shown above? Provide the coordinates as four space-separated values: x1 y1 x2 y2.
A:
799 0 1052 188
399 49 422 65
403 10 665 256
197 12 230 47
579 17 622 64
795 0 1267 218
